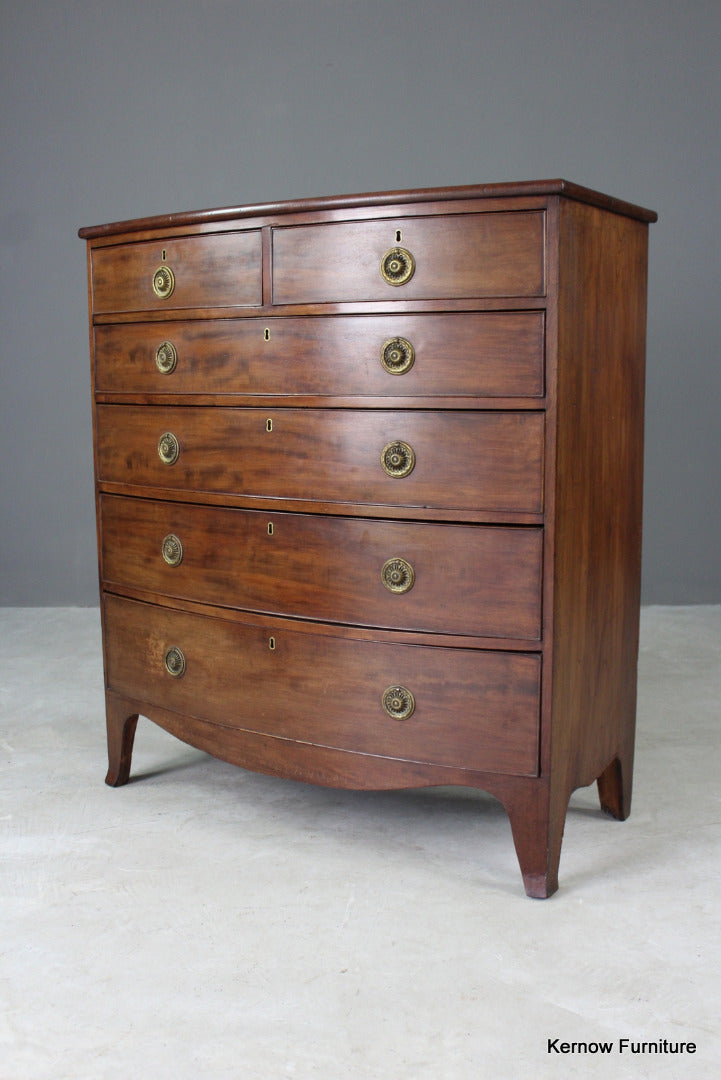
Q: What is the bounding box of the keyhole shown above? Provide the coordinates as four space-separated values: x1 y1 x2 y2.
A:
269 637 276 651
395 229 402 243
264 328 270 341
267 522 274 536
161 249 166 262
266 418 273 432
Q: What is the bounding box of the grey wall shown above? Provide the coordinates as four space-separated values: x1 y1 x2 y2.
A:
1 0 719 605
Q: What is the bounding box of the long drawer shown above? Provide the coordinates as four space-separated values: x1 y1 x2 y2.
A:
94 311 545 399
96 406 544 514
272 211 546 303
100 495 543 639
90 231 262 313
104 594 541 776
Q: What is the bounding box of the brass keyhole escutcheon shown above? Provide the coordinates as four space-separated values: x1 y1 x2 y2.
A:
381 440 416 479
382 685 415 721
164 646 186 678
380 337 415 376
381 557 415 594
155 341 178 375
380 246 415 287
161 533 183 567
157 431 180 465
152 264 175 300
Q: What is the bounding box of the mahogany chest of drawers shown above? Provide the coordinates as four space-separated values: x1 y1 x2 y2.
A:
79 180 656 897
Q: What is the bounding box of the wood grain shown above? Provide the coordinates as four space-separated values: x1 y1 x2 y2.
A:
96 405 545 514
272 211 545 304
82 181 655 896
94 311 545 399
104 594 541 776
550 199 649 815
91 230 262 313
100 494 543 639
79 178 656 241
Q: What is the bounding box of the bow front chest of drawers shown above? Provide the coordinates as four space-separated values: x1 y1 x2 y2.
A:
79 180 656 896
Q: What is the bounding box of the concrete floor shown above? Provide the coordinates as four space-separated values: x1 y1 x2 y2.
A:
1 605 720 1079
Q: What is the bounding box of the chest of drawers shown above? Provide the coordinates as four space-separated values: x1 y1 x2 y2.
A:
79 180 656 897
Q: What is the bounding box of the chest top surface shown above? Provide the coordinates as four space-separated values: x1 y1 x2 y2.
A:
78 178 657 239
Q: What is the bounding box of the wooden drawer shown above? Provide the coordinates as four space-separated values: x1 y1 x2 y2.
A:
272 212 545 304
100 495 543 639
104 594 541 776
94 311 545 399
90 231 262 314
96 406 544 515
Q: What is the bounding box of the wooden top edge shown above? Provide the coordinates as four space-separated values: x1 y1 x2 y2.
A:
78 179 657 238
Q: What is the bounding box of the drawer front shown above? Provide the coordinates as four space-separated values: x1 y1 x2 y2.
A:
100 495 543 639
94 311 544 399
104 594 541 776
96 406 544 514
272 212 545 304
90 231 262 313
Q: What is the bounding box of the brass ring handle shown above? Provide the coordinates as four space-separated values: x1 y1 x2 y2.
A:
152 265 175 299
381 440 415 478
382 685 415 721
161 533 183 567
157 431 180 465
381 557 415 594
155 341 178 374
380 337 415 375
380 247 415 287
164 646 186 678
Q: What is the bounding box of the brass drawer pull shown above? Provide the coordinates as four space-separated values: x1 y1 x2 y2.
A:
382 685 415 721
161 533 183 566
157 431 180 465
381 440 415 478
155 340 178 374
381 557 415 594
380 247 415 287
164 646 186 678
380 337 415 375
152 264 175 299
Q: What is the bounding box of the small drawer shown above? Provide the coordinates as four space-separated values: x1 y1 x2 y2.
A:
104 594 541 776
272 211 545 304
94 311 545 399
96 406 544 515
100 495 543 639
90 231 262 314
